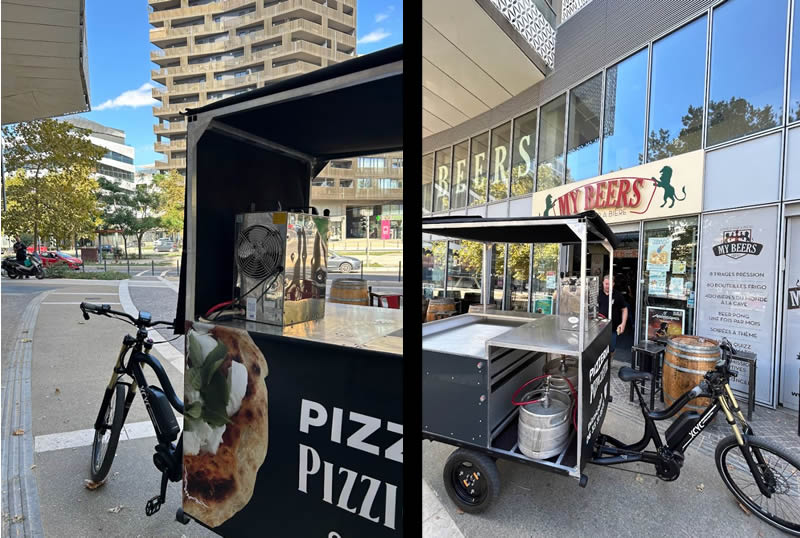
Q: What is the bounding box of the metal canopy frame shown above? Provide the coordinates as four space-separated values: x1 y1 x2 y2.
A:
180 50 403 326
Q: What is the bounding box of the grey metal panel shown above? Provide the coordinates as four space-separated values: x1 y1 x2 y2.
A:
449 208 468 216
704 132 783 211
509 195 533 217
423 0 715 153
467 205 488 216
487 200 509 217
785 127 800 201
422 350 489 445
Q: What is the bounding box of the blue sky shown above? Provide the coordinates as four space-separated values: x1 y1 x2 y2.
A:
79 1 402 167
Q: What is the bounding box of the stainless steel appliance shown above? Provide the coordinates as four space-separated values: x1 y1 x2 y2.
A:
233 211 328 326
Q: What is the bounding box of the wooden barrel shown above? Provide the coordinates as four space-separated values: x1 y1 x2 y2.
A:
663 335 720 415
426 298 456 322
329 279 369 306
468 303 497 313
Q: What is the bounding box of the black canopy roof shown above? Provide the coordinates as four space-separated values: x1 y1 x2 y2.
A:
182 44 403 164
422 211 619 248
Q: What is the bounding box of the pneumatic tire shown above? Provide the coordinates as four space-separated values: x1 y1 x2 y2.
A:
443 448 501 513
715 434 800 536
89 383 125 482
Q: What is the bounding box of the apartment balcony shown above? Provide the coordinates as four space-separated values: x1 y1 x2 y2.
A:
155 158 187 170
322 166 355 179
255 39 354 64
149 0 181 10
354 166 403 179
310 186 404 201
269 60 318 79
154 139 187 154
149 0 258 24
151 31 269 64
149 0 353 43
153 121 187 135
153 103 197 117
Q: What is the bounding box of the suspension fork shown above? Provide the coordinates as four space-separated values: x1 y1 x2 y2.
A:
94 343 132 430
718 385 772 496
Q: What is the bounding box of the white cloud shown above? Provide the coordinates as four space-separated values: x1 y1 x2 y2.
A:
94 83 157 111
358 28 391 45
375 5 394 23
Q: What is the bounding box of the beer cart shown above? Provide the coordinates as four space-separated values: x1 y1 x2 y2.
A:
422 212 619 509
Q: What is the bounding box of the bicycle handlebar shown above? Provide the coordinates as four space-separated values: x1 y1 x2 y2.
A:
80 302 173 329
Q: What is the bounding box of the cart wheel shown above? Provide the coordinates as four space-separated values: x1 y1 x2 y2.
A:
443 448 500 513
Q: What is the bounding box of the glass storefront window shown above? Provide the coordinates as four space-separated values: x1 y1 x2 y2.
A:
446 240 484 311
647 15 706 162
422 153 434 215
433 148 451 212
790 1 800 122
491 243 506 308
451 141 469 209
508 244 531 311
567 74 602 182
602 49 647 173
639 217 699 341
531 243 559 314
469 132 489 206
707 0 787 146
511 110 537 197
489 122 511 201
537 94 566 192
422 238 447 300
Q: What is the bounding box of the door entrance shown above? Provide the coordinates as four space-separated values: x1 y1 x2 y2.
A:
781 216 800 411
606 232 639 365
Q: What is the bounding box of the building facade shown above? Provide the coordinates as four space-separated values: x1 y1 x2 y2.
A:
423 0 800 412
149 0 357 175
63 117 136 192
311 151 404 240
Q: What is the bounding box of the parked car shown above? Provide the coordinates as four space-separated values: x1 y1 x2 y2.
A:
40 250 83 270
327 252 362 273
154 240 176 252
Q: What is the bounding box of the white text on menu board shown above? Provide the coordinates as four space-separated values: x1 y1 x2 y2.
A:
298 399 402 531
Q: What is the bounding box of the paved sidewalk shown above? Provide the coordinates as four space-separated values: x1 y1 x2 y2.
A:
423 370 798 537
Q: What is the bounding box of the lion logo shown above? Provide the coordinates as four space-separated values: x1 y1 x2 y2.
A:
651 166 686 208
543 194 556 216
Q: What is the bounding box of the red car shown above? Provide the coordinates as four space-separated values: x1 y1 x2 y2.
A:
40 250 83 270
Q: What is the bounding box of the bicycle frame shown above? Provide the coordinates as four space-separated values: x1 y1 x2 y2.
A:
94 336 184 447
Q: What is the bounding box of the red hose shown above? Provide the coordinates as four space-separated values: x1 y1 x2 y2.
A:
206 300 234 318
512 374 579 431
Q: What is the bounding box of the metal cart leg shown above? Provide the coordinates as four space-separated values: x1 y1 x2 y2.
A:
629 349 637 402
748 361 756 422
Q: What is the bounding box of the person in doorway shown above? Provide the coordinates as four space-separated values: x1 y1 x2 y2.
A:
597 274 628 358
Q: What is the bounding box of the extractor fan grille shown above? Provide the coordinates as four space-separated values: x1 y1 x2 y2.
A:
236 224 283 280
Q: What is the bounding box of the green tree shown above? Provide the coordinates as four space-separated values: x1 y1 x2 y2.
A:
97 179 162 259
153 171 185 239
2 119 105 250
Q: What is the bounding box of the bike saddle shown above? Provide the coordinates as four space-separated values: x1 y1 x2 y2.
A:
618 367 652 382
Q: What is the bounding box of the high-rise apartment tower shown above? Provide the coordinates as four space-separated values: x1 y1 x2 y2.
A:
149 0 357 175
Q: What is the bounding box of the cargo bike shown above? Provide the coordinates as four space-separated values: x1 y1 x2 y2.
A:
422 212 800 536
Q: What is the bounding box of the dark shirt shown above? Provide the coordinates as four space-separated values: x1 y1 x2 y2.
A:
598 289 628 327
14 241 27 262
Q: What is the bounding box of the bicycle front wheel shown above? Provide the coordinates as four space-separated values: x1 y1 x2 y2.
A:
715 434 800 536
90 383 125 482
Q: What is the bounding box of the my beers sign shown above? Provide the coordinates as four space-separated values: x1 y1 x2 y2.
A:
532 150 704 225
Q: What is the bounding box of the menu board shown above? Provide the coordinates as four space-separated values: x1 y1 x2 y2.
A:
696 206 778 404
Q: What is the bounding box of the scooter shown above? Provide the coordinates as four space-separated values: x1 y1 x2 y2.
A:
2 253 45 279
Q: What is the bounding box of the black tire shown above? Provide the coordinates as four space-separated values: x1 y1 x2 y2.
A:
715 434 800 536
90 383 125 482
339 262 352 273
443 448 501 513
35 267 44 279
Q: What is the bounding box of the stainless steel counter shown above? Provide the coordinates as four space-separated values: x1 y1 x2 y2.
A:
422 312 609 358
217 302 402 355
487 314 608 355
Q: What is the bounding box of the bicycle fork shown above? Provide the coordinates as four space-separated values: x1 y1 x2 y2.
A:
718 384 774 498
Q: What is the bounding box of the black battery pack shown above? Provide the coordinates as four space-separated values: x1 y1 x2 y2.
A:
146 385 180 441
666 411 700 450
